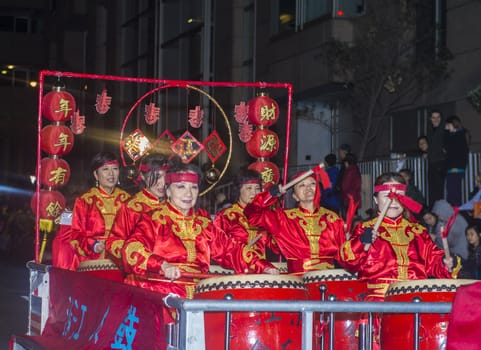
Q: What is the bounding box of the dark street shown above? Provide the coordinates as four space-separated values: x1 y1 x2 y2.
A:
0 258 29 350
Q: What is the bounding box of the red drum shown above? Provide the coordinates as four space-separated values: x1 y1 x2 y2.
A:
381 279 477 349
303 269 368 350
194 274 307 349
77 258 123 282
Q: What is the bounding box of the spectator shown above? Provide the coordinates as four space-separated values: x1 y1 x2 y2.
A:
321 153 340 213
417 135 429 159
399 168 426 213
431 199 469 260
444 115 469 207
339 152 362 217
426 110 446 207
335 143 351 197
459 225 481 279
421 211 440 242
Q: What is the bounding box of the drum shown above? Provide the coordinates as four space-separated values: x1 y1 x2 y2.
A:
194 274 307 349
77 258 123 282
381 279 477 350
303 269 368 350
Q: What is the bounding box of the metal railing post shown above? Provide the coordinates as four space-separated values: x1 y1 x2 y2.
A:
224 293 233 350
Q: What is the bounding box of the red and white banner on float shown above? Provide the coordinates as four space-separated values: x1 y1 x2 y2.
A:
15 268 168 350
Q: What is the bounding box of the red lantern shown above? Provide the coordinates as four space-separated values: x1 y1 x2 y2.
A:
42 89 76 122
30 189 66 220
246 128 280 158
248 160 280 189
247 93 280 127
40 157 71 188
40 124 75 156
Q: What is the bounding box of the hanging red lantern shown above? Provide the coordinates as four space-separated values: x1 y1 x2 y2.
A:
40 157 71 188
30 189 66 220
248 160 280 189
246 128 280 159
40 124 75 156
42 89 76 122
247 93 280 127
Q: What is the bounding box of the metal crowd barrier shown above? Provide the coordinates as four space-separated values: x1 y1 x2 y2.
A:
164 295 452 350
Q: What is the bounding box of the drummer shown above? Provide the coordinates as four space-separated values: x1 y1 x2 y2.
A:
105 153 170 271
214 169 280 273
340 172 461 301
121 162 278 304
244 168 347 275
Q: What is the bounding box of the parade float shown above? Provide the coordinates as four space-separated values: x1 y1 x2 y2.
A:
9 71 480 350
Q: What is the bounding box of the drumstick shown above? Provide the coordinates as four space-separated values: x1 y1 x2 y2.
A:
280 163 325 192
364 194 393 251
440 226 452 272
246 233 262 248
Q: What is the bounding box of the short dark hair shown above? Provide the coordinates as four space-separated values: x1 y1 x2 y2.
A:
339 143 351 152
90 151 118 173
324 153 337 167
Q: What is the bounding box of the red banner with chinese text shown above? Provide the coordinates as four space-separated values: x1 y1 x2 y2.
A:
17 267 168 350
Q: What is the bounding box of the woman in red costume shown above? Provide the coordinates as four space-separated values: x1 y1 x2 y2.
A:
106 153 170 269
244 170 347 275
121 162 278 303
340 172 460 301
68 151 130 281
214 169 279 273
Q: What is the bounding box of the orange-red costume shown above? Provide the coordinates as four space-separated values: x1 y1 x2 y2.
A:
214 202 279 273
340 215 460 301
106 189 163 268
244 191 347 274
122 201 273 299
69 186 130 279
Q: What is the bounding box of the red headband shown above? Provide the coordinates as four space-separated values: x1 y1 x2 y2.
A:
138 163 170 173
165 172 199 185
374 183 407 193
241 179 260 185
374 183 422 214
96 160 119 170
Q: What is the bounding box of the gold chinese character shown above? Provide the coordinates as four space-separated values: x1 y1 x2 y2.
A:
261 167 274 184
48 167 68 185
46 201 63 218
55 98 73 118
260 103 277 121
260 134 278 152
54 132 72 152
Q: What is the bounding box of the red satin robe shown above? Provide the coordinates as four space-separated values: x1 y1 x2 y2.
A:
340 215 460 301
106 189 163 268
122 202 273 299
214 202 279 273
69 187 130 274
244 191 347 274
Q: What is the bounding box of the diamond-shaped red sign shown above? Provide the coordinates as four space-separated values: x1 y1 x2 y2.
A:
203 131 227 163
121 129 152 161
170 131 204 163
152 129 176 157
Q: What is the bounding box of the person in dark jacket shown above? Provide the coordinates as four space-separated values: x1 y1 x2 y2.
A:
444 115 469 207
426 110 446 207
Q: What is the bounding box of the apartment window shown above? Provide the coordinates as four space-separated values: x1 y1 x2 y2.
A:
0 16 14 32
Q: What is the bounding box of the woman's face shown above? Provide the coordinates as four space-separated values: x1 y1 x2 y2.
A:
238 183 261 206
166 174 199 215
418 138 428 152
292 176 317 205
94 164 120 194
466 228 480 247
423 213 437 227
374 181 405 219
145 170 167 199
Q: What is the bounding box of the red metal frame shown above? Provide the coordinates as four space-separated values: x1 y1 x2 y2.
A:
34 70 293 262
